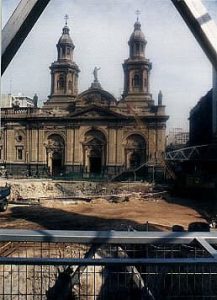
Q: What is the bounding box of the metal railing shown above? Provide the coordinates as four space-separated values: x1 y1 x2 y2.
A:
0 230 217 299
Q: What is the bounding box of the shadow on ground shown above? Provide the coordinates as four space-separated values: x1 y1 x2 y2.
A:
10 205 163 231
164 194 215 223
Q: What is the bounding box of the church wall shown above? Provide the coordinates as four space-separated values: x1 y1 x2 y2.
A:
156 126 166 160
26 127 30 163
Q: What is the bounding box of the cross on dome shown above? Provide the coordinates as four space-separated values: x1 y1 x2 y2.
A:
135 10 141 22
64 14 69 25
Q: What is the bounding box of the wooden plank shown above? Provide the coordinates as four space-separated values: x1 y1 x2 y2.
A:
2 0 51 74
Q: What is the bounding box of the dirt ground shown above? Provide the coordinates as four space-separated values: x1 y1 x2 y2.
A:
0 196 208 231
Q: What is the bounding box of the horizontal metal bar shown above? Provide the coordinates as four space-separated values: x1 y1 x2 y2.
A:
0 257 216 266
0 230 216 244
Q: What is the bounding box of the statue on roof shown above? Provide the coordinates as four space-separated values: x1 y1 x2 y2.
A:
93 67 101 82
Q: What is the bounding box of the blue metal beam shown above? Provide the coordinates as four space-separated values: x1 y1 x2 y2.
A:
2 0 51 75
0 229 216 244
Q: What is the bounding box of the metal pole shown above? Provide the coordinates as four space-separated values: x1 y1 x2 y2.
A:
213 68 217 138
2 0 51 74
171 0 217 139
171 0 217 70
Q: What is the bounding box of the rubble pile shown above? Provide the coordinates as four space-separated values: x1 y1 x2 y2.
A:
0 179 155 202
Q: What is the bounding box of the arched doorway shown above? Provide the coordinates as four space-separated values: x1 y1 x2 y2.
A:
129 151 141 168
83 129 106 175
125 134 146 169
52 151 63 176
89 148 102 174
44 134 65 176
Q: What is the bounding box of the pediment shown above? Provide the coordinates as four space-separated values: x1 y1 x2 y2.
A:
70 105 127 119
77 88 117 107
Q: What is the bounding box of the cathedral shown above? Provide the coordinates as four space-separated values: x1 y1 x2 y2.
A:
0 18 169 178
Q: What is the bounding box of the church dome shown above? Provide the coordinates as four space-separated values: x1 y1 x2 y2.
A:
58 25 74 45
129 21 146 43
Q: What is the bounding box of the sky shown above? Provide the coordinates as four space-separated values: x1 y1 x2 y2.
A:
2 0 217 131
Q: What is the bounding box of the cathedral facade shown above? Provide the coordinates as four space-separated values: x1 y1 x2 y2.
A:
0 19 169 178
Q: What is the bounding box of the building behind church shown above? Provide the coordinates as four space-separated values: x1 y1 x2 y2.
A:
0 18 169 179
189 89 213 146
1 93 37 108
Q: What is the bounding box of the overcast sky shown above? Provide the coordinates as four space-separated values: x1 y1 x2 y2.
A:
2 0 217 130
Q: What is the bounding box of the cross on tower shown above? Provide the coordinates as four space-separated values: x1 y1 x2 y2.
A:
64 14 69 25
135 10 141 22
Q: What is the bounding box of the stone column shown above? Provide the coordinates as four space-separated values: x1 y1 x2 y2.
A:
129 71 133 93
51 72 54 96
6 129 14 162
26 126 30 163
84 146 88 168
107 127 116 165
73 127 80 163
156 126 166 164
66 128 73 164
148 127 156 162
48 151 52 173
31 129 38 162
38 129 44 163
116 128 123 164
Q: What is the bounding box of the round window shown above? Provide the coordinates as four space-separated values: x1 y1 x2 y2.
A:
16 135 23 142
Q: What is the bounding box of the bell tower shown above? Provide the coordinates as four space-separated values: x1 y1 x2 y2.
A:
122 13 153 106
44 16 80 109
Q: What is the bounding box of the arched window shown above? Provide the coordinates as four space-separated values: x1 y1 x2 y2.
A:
16 147 23 160
68 80 73 90
67 47 71 55
132 74 140 87
62 47 66 56
57 75 65 89
135 43 140 53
